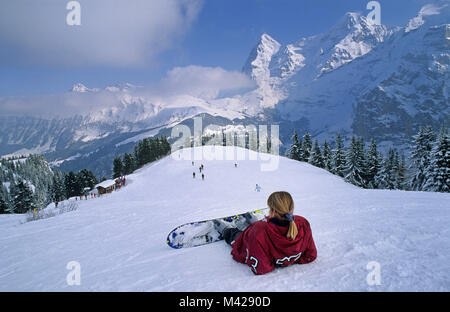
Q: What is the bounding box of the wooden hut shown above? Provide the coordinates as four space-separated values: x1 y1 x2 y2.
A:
95 179 116 195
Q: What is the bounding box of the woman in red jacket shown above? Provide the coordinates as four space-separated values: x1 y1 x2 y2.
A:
216 191 317 275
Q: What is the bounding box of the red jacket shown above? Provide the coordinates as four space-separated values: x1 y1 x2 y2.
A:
231 216 317 275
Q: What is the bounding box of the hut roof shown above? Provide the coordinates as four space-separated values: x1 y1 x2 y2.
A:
95 179 116 189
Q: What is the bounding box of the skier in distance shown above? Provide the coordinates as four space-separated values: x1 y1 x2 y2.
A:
215 191 317 275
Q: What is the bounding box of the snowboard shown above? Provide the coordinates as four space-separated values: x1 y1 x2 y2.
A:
166 208 269 249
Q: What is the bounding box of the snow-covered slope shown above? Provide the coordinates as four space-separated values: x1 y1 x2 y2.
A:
1 146 449 291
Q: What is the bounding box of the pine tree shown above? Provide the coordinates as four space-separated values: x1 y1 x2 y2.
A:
11 179 36 213
64 171 80 198
377 149 396 190
409 126 435 191
357 138 369 186
134 144 142 168
392 151 400 187
0 189 8 214
395 153 408 190
332 133 346 177
123 153 136 175
343 136 365 187
161 136 172 156
309 140 324 168
322 140 332 172
366 139 381 189
423 129 449 192
77 169 97 191
113 157 123 179
288 131 301 161
300 132 312 162
51 170 66 202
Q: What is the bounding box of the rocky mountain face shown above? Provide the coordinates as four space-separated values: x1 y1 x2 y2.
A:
243 3 448 148
0 2 448 176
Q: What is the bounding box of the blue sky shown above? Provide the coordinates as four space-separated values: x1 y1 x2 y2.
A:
0 0 431 97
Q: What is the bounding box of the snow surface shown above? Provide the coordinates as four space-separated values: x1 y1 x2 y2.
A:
0 146 449 291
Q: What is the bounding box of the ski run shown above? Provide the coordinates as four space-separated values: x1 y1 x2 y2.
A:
0 146 449 291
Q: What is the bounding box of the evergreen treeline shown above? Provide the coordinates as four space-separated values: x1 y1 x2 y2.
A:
112 136 171 178
0 155 98 214
62 169 98 198
1 136 172 214
287 126 449 193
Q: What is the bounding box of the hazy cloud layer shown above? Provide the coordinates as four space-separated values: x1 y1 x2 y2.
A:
156 66 256 99
0 66 255 118
0 0 203 67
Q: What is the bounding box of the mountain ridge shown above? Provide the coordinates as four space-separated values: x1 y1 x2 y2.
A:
0 2 448 176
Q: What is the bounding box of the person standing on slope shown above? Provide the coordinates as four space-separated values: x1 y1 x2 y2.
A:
215 191 317 275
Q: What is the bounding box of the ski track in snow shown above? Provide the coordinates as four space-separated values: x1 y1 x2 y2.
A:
0 146 449 291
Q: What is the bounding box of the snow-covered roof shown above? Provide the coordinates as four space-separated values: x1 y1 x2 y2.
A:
95 179 115 189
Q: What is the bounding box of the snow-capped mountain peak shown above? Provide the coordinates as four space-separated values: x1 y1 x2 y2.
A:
318 11 393 75
242 33 281 81
72 82 140 94
104 82 139 93
405 1 449 33
334 12 364 30
70 83 99 93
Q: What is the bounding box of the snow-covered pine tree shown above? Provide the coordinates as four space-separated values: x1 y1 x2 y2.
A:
392 151 400 187
322 140 332 172
309 140 324 168
395 153 408 190
123 153 136 175
288 131 302 161
423 128 449 193
343 136 366 188
113 157 123 179
77 169 97 191
5 155 54 209
366 139 381 189
300 132 312 162
11 179 36 214
64 171 80 198
51 170 66 202
357 138 369 186
0 187 8 214
409 126 435 191
332 133 346 177
6 180 16 213
377 149 396 190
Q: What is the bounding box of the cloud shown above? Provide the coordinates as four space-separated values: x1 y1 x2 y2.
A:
155 66 256 99
0 92 118 118
0 0 203 67
0 66 256 118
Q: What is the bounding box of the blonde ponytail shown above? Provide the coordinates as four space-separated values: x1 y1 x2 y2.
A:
287 220 298 240
267 191 298 240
